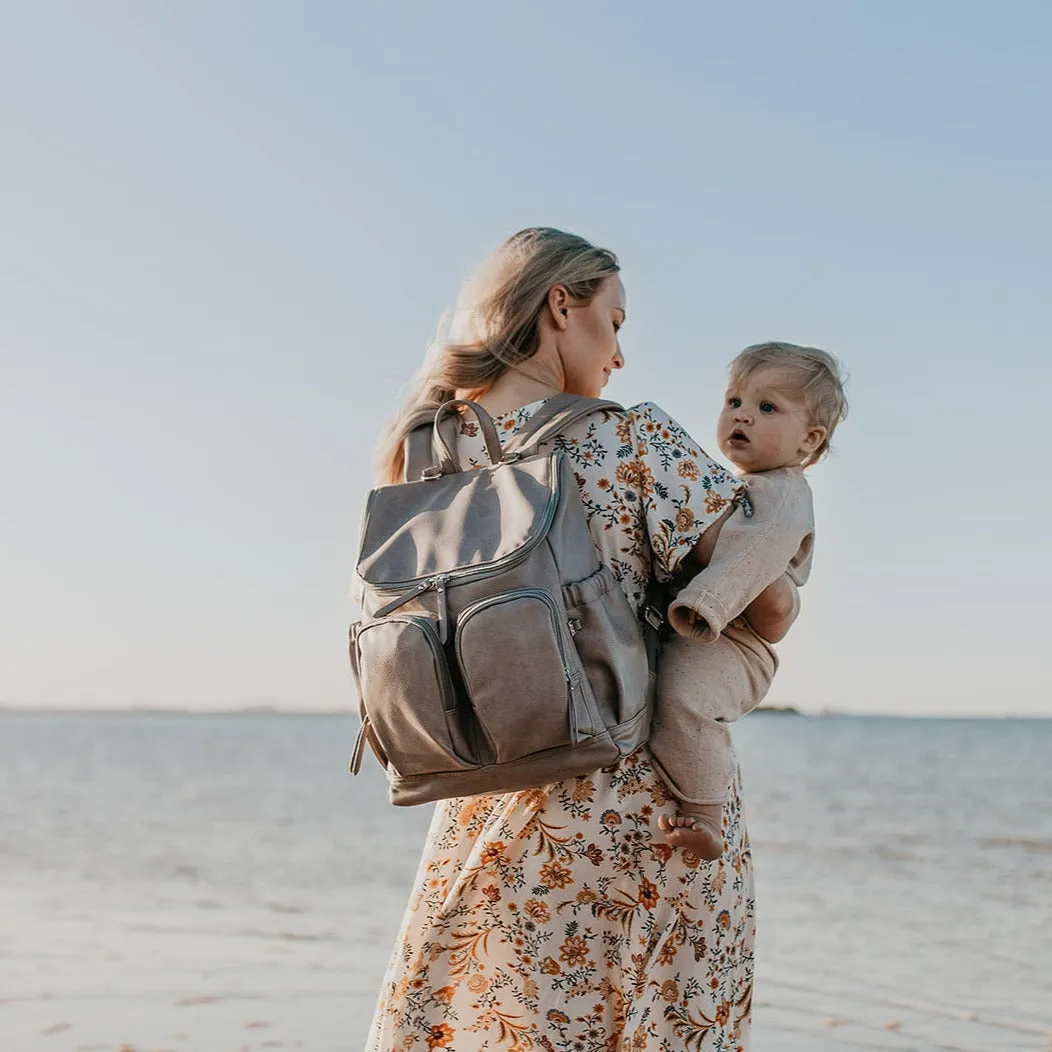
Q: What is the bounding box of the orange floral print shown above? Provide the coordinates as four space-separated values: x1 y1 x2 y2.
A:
480 840 508 867
559 934 589 968
538 860 573 888
426 1022 454 1049
705 489 731 515
638 878 659 909
524 898 551 924
614 461 655 498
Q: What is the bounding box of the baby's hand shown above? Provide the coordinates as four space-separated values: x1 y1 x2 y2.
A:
743 573 799 644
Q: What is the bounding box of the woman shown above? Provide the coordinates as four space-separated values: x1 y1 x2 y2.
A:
366 228 793 1052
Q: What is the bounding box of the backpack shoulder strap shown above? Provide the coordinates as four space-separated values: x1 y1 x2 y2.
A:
503 394 623 458
403 422 434 483
401 405 441 483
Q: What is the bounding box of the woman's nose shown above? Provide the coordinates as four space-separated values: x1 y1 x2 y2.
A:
612 346 625 370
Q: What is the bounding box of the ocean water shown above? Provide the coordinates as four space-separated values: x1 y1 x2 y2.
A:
0 712 1049 1052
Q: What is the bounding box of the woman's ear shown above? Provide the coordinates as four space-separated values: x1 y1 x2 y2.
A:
546 285 570 329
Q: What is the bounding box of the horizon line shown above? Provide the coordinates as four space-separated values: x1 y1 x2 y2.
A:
1 704 1049 720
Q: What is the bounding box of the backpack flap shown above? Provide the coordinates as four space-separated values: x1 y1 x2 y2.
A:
356 453 562 592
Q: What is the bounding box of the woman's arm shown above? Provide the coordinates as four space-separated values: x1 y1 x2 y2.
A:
742 573 800 643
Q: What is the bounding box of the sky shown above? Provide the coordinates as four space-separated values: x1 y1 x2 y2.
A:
2 1 1050 716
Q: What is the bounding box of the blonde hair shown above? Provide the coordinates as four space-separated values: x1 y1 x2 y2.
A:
377 227 620 484
729 341 849 465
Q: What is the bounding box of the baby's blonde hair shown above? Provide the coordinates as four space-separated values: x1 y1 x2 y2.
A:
729 341 849 465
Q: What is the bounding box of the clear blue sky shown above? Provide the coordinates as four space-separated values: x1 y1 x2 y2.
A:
2 2 1050 715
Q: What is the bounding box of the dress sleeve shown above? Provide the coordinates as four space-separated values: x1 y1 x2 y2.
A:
616 402 742 580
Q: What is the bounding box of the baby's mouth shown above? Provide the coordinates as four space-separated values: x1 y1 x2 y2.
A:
730 429 750 443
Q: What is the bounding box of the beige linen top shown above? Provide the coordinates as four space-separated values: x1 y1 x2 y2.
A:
667 466 815 641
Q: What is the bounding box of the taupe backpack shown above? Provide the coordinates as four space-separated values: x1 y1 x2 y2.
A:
348 395 656 805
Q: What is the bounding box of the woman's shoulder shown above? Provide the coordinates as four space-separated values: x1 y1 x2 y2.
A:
599 400 702 438
492 397 682 436
620 400 676 419
617 401 700 442
583 401 736 479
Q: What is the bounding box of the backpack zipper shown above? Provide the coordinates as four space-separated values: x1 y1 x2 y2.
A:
373 573 453 642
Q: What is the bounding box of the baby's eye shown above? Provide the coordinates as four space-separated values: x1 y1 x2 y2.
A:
728 397 741 408
760 401 777 414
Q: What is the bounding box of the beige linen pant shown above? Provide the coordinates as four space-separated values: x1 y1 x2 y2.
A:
649 618 777 816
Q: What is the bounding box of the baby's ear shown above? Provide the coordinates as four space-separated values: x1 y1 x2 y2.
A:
799 424 827 459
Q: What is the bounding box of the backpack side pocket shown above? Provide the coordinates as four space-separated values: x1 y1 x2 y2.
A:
563 565 650 733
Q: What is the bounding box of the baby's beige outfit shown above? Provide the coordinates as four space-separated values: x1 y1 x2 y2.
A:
650 467 814 816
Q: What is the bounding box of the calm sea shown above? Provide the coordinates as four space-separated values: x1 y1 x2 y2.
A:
1 713 1049 1052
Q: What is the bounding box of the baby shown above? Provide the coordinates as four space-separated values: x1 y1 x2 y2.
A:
652 341 848 859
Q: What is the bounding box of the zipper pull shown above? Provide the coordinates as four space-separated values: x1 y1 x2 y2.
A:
565 667 583 743
349 715 370 774
434 574 451 644
374 578 434 619
373 574 451 640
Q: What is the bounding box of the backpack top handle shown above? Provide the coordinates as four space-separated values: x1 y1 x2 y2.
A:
427 399 506 477
405 395 623 483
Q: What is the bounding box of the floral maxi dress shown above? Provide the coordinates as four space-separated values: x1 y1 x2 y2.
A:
365 401 755 1052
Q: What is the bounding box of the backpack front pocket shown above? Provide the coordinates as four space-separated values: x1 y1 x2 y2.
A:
353 615 478 776
455 589 592 764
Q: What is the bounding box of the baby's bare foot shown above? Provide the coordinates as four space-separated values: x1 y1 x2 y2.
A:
658 813 723 860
